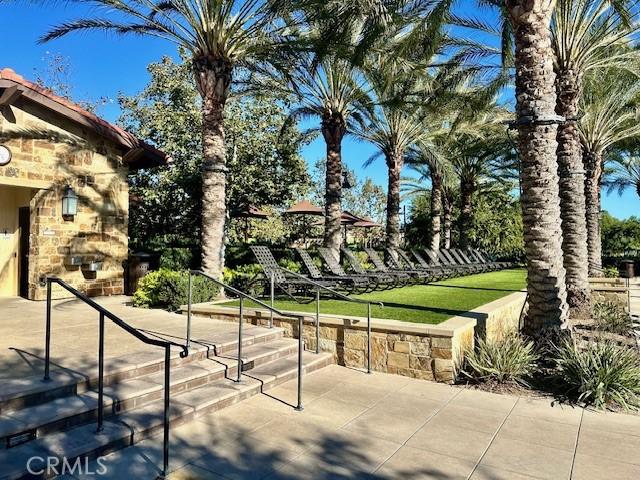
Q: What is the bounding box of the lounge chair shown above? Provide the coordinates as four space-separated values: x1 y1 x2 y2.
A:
385 248 441 282
317 247 389 291
434 249 476 274
295 248 371 294
341 247 405 288
470 249 513 269
452 248 494 272
396 248 448 281
421 249 467 276
446 249 485 273
363 248 423 284
250 245 334 301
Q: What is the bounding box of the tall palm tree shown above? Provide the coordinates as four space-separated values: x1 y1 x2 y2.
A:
579 71 640 273
503 0 570 329
551 0 640 313
354 62 433 252
279 54 372 258
40 0 285 279
605 156 640 199
402 157 457 252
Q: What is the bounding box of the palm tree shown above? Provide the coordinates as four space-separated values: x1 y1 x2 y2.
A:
605 156 640 199
39 0 286 279
354 63 432 252
278 54 372 258
551 0 640 313
503 0 570 329
402 157 457 252
579 71 640 273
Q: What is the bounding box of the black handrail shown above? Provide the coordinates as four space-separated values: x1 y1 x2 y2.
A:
279 267 383 374
43 277 186 480
187 270 305 411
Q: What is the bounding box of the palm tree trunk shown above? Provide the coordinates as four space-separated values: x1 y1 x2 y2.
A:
506 0 569 330
430 174 442 252
386 150 403 251
194 57 232 280
443 194 452 249
322 112 346 259
584 150 603 275
458 179 474 249
555 70 591 316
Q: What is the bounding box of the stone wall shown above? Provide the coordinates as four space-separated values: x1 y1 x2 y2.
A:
183 304 477 383
0 99 129 299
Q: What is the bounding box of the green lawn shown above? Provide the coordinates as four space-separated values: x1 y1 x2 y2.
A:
223 268 526 325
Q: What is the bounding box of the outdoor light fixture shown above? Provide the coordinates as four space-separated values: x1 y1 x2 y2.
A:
0 145 12 166
341 172 354 189
62 186 78 217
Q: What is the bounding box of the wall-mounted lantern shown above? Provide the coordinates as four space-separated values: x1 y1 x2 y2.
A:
62 186 78 218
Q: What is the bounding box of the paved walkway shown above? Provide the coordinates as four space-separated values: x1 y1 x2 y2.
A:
0 296 240 382
69 364 640 480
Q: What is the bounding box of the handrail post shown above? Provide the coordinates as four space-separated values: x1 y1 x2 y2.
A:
161 345 171 480
236 296 244 383
186 272 193 348
269 271 275 328
44 278 52 382
97 312 105 432
295 315 304 411
315 289 320 354
367 303 372 374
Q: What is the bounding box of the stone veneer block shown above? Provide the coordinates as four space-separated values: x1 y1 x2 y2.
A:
182 294 534 384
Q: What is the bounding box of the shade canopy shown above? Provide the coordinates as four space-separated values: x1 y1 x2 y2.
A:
352 216 382 228
285 199 324 215
232 205 270 219
340 211 362 224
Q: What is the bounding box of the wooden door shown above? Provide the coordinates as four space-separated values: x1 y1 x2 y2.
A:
0 187 32 297
0 188 19 296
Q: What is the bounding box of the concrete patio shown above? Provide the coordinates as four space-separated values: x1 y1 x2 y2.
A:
0 295 251 383
66 364 640 480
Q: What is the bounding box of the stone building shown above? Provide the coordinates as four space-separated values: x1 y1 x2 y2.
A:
0 68 167 300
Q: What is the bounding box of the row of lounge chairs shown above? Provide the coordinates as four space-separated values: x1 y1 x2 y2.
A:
249 245 513 299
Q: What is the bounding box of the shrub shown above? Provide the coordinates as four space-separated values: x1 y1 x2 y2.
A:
603 266 619 278
158 248 195 270
223 264 263 293
464 332 538 385
593 301 634 336
133 269 218 312
553 338 640 410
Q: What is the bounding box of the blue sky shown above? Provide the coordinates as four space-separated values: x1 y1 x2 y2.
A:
1 3 639 219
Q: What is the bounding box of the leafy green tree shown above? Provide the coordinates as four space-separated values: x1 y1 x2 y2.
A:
120 56 308 254
600 211 640 257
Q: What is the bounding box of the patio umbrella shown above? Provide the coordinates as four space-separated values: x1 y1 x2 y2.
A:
284 199 324 244
232 205 270 242
350 217 382 248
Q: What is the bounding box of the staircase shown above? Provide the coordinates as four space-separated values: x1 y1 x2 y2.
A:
0 325 333 480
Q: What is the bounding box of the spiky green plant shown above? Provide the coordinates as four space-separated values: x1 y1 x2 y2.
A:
553 338 640 409
464 332 538 385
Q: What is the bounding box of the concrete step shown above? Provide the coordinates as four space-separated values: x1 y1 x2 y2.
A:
0 337 298 450
0 325 284 415
0 351 333 480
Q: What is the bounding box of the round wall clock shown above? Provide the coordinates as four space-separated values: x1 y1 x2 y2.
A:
0 145 11 166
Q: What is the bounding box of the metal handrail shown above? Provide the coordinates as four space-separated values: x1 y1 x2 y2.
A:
44 277 185 480
187 270 305 411
280 267 383 374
